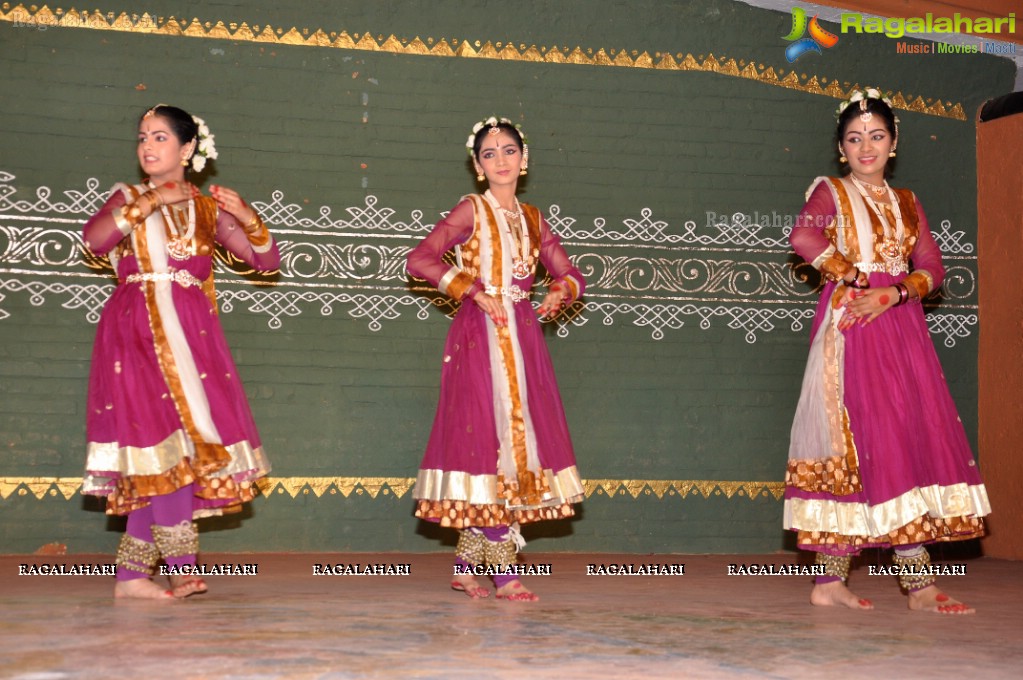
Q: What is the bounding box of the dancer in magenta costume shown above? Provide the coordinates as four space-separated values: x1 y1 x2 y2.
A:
82 104 279 599
785 89 990 614
407 117 585 601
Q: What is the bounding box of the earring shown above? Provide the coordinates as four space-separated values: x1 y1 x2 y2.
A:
476 172 485 182
889 149 897 158
837 144 846 164
519 167 527 176
181 158 189 167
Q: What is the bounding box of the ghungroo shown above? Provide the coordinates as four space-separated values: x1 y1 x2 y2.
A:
893 546 937 592
455 529 488 567
151 520 199 559
115 533 160 576
483 536 518 571
815 551 851 581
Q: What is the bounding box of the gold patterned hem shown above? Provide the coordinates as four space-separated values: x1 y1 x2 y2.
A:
414 466 585 508
497 471 556 509
104 458 263 516
414 498 579 528
786 455 861 496
796 515 985 553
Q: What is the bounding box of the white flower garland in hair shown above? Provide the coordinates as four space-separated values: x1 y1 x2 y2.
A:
835 87 893 120
190 115 218 172
465 116 528 156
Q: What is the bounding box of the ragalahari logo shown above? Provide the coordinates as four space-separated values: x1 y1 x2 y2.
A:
783 7 839 62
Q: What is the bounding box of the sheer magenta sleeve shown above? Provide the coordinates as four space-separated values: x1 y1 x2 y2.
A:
215 210 281 272
789 182 854 282
538 215 585 302
904 196 945 298
406 199 479 301
82 192 130 255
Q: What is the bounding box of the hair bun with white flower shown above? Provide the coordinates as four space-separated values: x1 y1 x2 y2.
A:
190 115 217 172
466 116 528 156
835 87 894 120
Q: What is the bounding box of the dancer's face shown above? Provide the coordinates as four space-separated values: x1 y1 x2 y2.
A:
137 115 192 182
475 130 523 188
840 119 893 184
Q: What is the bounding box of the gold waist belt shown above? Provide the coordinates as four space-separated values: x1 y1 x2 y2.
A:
855 260 908 276
124 270 202 288
484 284 530 302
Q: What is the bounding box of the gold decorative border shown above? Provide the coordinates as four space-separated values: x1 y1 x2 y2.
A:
0 477 784 501
0 3 965 120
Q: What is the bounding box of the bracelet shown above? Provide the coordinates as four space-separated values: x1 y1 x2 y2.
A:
242 213 263 234
846 267 867 289
893 283 909 306
464 280 484 302
142 190 163 210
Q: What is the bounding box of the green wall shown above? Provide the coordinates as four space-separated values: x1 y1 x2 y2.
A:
0 0 1013 554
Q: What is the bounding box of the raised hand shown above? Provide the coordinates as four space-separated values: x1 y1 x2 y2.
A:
210 184 257 225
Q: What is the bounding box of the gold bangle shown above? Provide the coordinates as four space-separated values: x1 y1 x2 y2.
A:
143 190 163 209
242 213 263 234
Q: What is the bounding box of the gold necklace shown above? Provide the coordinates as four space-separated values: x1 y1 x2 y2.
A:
850 180 906 275
151 182 196 261
502 203 532 279
851 176 887 198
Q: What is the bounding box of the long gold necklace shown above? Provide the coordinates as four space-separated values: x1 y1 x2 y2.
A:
501 200 532 279
152 181 196 261
850 178 905 275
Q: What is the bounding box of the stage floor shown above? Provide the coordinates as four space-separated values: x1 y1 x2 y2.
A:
1 552 1020 679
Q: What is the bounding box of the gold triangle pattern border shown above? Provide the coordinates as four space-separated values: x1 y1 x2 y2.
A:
0 477 785 501
0 3 966 121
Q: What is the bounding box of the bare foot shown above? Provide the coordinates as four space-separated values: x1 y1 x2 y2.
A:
907 585 974 615
810 581 873 610
169 574 208 599
114 579 174 600
495 579 539 602
451 574 490 599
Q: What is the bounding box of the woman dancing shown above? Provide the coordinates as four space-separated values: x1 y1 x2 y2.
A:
82 104 278 599
785 89 990 614
407 117 585 601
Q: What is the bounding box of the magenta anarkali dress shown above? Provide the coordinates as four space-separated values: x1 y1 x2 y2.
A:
82 183 278 517
784 177 990 554
408 191 585 528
